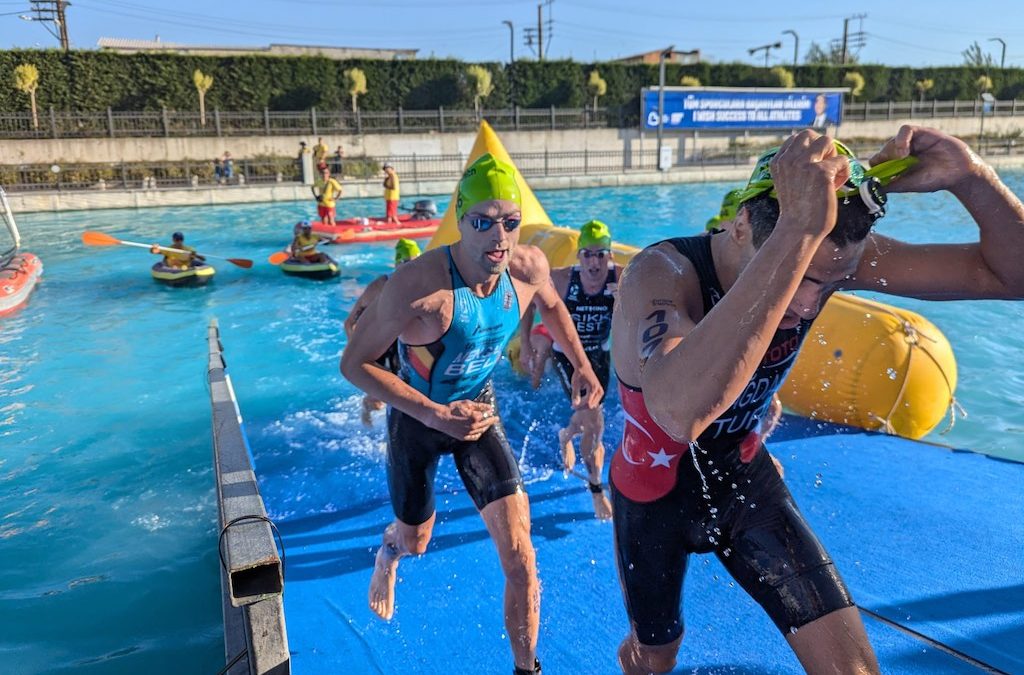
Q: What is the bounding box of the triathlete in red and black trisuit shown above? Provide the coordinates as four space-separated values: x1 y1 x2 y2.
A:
610 234 854 646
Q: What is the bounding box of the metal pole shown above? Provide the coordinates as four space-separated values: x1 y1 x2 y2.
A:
989 38 1006 69
783 30 799 70
537 4 544 62
56 0 69 53
656 45 674 172
503 20 515 108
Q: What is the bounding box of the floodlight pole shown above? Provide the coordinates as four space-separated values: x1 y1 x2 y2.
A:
988 37 1006 69
783 30 799 70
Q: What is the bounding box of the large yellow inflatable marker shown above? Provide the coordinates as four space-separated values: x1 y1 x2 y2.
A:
429 122 958 441
427 120 555 249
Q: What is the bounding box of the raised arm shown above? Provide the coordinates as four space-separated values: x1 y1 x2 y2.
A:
848 125 1024 300
638 132 850 441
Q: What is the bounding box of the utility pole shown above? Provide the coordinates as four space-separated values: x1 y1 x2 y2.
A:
537 3 544 62
840 13 867 65
28 0 69 52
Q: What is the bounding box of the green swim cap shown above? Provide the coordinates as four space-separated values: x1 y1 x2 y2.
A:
394 238 421 263
456 153 522 220
578 219 612 249
732 139 919 220
705 188 744 231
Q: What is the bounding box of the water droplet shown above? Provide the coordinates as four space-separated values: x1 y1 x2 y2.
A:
814 473 823 488
749 503 757 509
886 367 898 380
869 259 878 267
712 574 720 581
789 626 799 635
628 563 635 571
879 277 888 287
730 483 737 489
722 548 731 558
821 381 831 390
709 507 718 514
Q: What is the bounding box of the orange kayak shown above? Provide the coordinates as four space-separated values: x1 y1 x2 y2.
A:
0 252 43 316
311 214 441 244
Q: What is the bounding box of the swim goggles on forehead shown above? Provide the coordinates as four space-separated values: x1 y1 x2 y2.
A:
468 215 522 232
735 155 918 221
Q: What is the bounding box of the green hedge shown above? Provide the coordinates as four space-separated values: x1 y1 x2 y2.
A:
2 49 1023 113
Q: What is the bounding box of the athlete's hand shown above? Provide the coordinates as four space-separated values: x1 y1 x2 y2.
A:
868 125 981 194
428 400 497 441
570 364 603 410
150 245 160 254
771 130 851 239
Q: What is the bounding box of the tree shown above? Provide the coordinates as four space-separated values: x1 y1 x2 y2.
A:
843 71 866 100
962 41 995 68
915 78 934 102
679 75 701 87
344 68 368 113
769 66 794 89
14 64 40 130
466 65 494 114
805 41 858 66
193 69 213 126
586 69 607 110
976 74 994 95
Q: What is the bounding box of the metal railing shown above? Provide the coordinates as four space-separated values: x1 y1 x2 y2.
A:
1 146 754 193
1 157 301 192
0 105 624 140
842 98 1024 121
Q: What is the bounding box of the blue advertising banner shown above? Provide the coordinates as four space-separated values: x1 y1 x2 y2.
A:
642 89 844 130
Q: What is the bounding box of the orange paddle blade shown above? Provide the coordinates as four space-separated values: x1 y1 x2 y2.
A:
81 231 121 246
267 251 290 265
227 258 254 269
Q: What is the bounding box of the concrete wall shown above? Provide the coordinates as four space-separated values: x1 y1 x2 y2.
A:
6 115 1024 166
7 164 756 214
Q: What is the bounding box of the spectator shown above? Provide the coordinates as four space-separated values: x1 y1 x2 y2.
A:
332 145 345 177
222 151 234 182
213 157 224 184
313 137 330 169
383 162 400 225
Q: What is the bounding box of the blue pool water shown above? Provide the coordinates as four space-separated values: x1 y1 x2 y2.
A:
2 173 1023 673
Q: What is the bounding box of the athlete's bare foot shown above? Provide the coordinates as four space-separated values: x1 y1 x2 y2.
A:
368 544 399 620
591 490 613 520
559 428 576 473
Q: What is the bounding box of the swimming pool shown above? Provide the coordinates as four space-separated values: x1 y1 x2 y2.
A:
2 174 1022 672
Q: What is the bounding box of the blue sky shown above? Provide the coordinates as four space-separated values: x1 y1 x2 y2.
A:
2 0 1023 67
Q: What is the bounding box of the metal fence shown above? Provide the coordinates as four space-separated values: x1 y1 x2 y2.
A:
842 98 1024 121
2 100 1024 141
0 106 623 140
6 138 1023 194
0 146 749 193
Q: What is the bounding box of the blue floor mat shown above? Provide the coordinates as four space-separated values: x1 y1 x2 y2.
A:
264 416 1022 674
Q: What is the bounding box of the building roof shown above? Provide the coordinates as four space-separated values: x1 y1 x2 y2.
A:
97 38 417 60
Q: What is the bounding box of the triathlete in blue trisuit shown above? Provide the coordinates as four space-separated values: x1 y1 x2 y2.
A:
610 126 1024 674
341 153 602 675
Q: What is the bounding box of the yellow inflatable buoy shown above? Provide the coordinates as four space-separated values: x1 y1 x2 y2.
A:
781 293 957 440
434 121 958 440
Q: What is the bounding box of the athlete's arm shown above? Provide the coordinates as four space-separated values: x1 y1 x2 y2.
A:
518 249 603 408
340 266 443 424
638 132 851 442
344 275 387 339
846 126 1024 300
